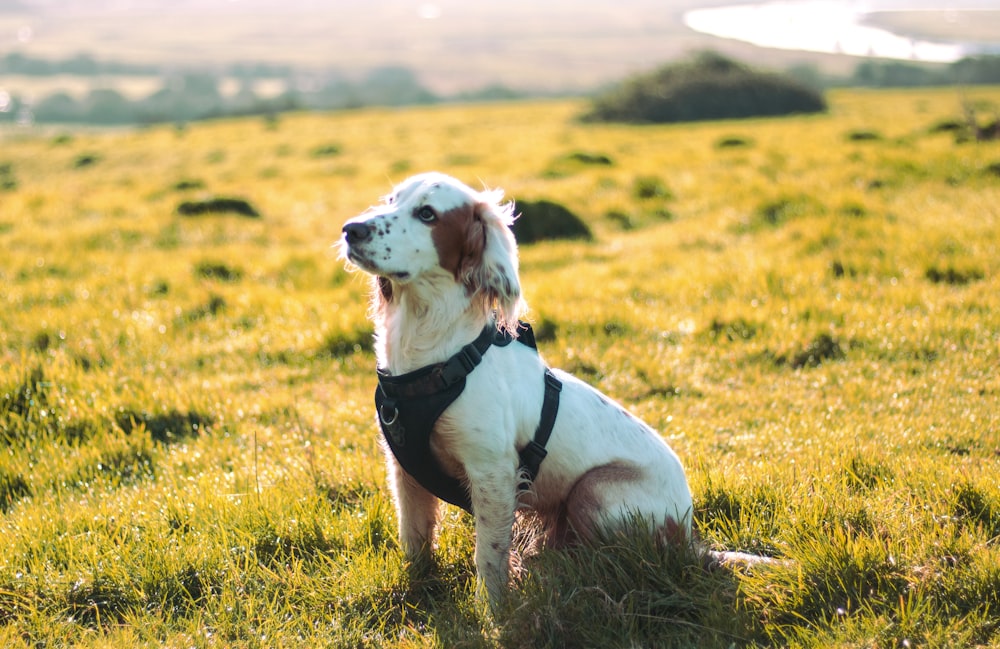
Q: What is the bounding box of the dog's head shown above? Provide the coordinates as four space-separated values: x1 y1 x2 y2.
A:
340 172 523 333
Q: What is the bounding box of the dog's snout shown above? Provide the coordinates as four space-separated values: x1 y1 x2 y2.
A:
343 221 372 245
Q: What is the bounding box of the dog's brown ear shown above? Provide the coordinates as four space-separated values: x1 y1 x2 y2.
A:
470 200 523 335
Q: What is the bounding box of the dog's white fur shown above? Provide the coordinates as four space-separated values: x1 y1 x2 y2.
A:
340 172 694 605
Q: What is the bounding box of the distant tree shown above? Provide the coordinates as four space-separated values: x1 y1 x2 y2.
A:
848 55 1000 88
1 52 53 75
358 67 437 106
951 55 1000 85
82 88 133 124
785 63 828 90
582 52 826 124
852 60 943 87
138 72 224 123
456 84 526 102
33 92 82 123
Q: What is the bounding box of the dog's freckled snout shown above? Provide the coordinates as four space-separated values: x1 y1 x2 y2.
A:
343 222 372 244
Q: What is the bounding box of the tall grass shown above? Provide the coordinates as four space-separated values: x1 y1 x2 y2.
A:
2 87 999 647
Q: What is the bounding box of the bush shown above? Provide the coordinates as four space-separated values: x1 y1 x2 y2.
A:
716 135 754 149
195 261 243 282
171 178 205 191
177 197 260 218
925 265 984 286
0 469 31 513
0 162 16 191
846 129 882 142
511 199 592 244
790 334 845 369
73 153 100 169
582 52 826 124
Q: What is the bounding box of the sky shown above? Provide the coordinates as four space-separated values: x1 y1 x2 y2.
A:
2 0 997 96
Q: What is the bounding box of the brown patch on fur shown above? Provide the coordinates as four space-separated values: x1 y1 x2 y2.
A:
542 462 644 546
430 202 486 286
377 276 393 303
657 516 689 547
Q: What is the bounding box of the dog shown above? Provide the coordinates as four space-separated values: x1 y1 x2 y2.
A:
340 172 756 607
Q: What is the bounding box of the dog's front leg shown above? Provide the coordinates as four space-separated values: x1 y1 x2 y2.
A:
467 467 517 608
387 457 439 558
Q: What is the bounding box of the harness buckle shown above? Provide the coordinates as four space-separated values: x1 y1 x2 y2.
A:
440 344 483 387
457 344 482 372
544 371 563 392
518 440 548 484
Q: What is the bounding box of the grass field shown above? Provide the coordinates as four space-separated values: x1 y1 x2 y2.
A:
2 87 1000 647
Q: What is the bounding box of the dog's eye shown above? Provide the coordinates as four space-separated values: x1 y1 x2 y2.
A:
416 206 437 223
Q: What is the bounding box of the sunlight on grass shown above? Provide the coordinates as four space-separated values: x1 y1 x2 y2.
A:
1 87 999 647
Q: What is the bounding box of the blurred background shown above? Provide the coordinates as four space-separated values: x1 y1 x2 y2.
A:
1 0 999 126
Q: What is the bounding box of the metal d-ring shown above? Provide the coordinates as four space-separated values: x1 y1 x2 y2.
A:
379 403 399 427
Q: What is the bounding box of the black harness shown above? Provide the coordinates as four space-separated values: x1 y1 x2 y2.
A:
375 321 562 513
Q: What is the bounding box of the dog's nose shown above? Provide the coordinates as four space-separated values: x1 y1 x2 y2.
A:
342 221 372 245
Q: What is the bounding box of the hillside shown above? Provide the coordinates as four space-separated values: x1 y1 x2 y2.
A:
2 88 1000 647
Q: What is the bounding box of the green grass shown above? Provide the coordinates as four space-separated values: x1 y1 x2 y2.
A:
2 87 1000 647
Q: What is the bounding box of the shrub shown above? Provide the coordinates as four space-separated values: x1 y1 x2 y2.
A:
716 135 754 148
73 153 100 168
564 151 613 165
928 118 965 134
605 210 634 230
0 162 16 191
176 196 260 218
1 366 52 442
706 318 758 342
180 294 226 322
846 129 882 142
544 150 615 177
633 175 672 200
320 327 373 357
115 408 213 444
171 178 205 191
195 261 243 282
738 194 821 232
582 52 826 124
790 334 845 369
311 143 342 158
511 199 592 244
64 575 142 627
925 265 984 285
0 469 31 513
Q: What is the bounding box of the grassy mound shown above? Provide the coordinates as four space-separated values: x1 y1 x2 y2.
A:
511 199 593 244
583 51 827 124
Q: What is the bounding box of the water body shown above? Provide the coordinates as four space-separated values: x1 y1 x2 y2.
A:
683 1 987 63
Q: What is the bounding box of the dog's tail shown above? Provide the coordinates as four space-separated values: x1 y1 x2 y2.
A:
702 548 789 571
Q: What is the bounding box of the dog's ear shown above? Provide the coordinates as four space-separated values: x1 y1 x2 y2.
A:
468 199 524 336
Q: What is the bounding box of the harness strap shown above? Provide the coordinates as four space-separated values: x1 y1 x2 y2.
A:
517 369 562 490
378 324 498 400
375 320 560 513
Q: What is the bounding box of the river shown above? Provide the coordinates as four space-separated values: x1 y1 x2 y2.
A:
682 1 989 63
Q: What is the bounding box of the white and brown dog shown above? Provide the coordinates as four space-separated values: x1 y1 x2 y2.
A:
340 172 730 606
